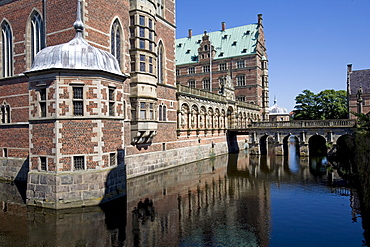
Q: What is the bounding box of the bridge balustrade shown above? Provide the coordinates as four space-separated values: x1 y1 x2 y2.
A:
249 119 356 129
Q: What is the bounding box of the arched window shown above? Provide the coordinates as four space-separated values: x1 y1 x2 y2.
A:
30 11 45 63
111 19 122 67
157 41 164 84
1 21 13 77
0 102 10 124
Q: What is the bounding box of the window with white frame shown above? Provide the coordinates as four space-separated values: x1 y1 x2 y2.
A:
236 75 246 86
139 39 145 49
219 63 227 71
157 0 164 17
188 79 195 88
236 95 246 102
39 88 47 117
74 156 85 170
140 54 145 72
159 103 167 121
236 60 245 68
109 87 115 116
139 15 145 26
188 67 195 74
140 102 146 119
203 65 210 73
73 86 84 116
1 21 13 78
40 156 47 171
110 153 116 166
0 103 10 123
203 78 210 91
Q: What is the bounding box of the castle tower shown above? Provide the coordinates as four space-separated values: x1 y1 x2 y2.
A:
24 0 128 209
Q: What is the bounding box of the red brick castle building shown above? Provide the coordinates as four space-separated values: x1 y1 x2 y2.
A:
0 0 265 208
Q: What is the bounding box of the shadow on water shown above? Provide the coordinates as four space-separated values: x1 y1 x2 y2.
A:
100 196 127 247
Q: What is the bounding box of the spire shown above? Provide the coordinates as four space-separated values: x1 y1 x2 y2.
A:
73 0 84 35
274 95 277 105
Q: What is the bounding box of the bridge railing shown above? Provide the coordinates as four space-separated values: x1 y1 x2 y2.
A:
177 84 225 102
249 119 356 128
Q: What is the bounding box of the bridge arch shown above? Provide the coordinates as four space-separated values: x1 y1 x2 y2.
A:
308 134 327 156
260 134 275 155
283 135 300 157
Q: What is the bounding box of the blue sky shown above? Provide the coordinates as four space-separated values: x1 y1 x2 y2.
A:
176 0 370 111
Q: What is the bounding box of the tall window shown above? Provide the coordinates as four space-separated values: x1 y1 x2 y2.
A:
109 87 115 116
73 87 84 116
157 0 164 17
111 19 121 67
188 80 195 88
149 56 153 74
140 54 145 72
157 42 164 83
40 157 47 171
203 78 210 91
30 12 45 63
39 88 47 117
236 75 245 86
203 65 210 73
1 21 13 77
0 103 10 123
140 102 146 119
139 15 145 26
159 103 167 121
110 153 116 167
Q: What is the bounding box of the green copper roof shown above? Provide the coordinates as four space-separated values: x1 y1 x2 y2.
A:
176 23 259 66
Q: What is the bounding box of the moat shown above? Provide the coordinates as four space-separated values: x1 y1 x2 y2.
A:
0 149 368 247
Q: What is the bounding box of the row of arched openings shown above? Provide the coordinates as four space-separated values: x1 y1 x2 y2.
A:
179 103 260 131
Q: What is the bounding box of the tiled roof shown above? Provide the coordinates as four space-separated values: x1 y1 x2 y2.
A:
176 24 259 66
349 69 370 95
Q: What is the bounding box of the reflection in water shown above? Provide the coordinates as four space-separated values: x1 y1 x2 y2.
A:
0 146 367 246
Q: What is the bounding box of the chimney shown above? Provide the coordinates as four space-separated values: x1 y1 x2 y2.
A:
258 14 263 27
347 64 352 73
221 22 226 31
188 29 192 38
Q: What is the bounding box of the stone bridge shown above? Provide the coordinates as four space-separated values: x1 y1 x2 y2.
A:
227 119 357 156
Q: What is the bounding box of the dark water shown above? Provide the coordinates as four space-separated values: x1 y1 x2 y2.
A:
0 150 367 247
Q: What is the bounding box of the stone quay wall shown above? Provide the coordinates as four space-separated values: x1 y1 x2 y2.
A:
26 165 126 209
125 138 246 179
0 157 28 182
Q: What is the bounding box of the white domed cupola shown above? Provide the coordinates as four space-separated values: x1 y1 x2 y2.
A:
269 98 288 114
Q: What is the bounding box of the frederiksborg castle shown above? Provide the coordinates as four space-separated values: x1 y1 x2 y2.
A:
0 0 269 208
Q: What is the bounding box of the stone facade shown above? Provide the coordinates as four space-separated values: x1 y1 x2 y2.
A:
0 0 265 208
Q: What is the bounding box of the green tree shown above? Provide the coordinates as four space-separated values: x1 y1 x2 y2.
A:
293 89 348 120
353 112 370 131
